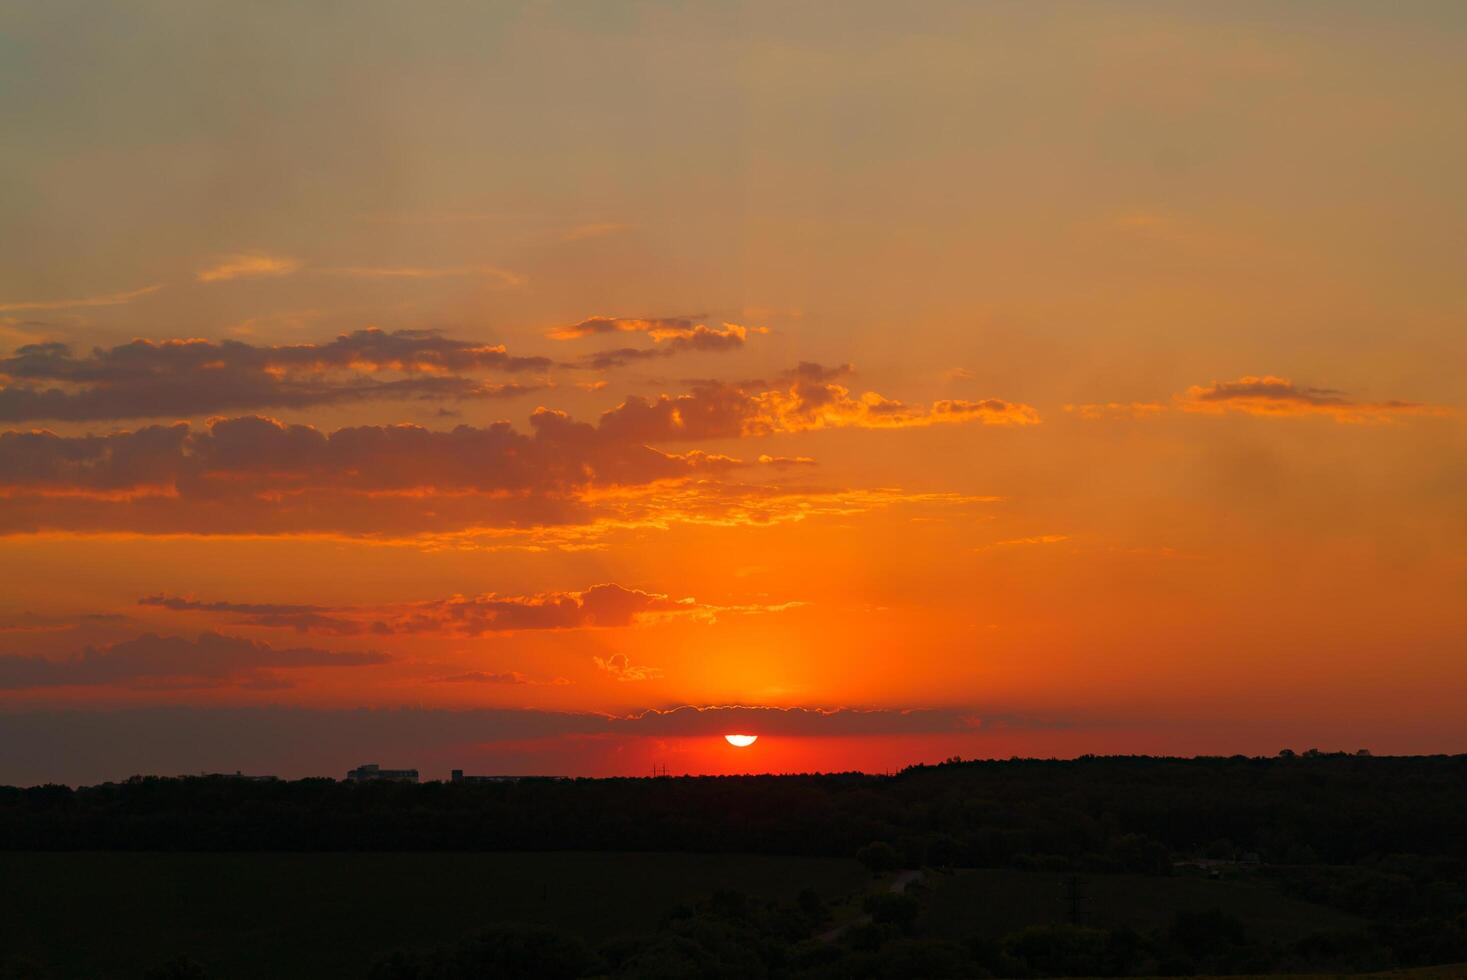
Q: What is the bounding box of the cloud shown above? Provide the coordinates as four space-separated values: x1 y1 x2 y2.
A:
0 407 997 539
0 612 131 634
0 328 551 422
0 631 387 690
777 362 854 384
595 372 1040 440
0 363 1024 540
986 534 1070 548
0 406 1000 541
1177 375 1445 423
552 317 768 369
756 454 818 468
1064 402 1168 421
549 316 702 341
561 223 629 242
436 670 571 686
196 253 302 283
593 653 662 682
320 266 524 288
140 583 798 636
0 284 162 313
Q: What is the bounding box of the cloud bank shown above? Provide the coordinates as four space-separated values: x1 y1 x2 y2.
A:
140 584 800 636
0 632 387 690
0 329 551 422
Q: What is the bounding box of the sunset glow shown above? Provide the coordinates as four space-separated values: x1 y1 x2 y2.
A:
1 2 1464 787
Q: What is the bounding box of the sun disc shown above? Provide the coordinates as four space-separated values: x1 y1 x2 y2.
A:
724 734 758 747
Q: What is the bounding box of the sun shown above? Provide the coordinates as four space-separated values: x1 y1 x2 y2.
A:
723 734 758 748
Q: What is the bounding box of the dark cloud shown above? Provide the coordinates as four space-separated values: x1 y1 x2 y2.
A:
0 368 1028 538
0 329 550 422
1178 376 1443 423
141 584 795 636
437 671 530 685
776 362 854 384
0 632 387 690
435 671 570 686
139 596 361 635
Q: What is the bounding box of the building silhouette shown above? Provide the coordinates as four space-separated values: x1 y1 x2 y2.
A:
346 763 419 783
450 769 564 784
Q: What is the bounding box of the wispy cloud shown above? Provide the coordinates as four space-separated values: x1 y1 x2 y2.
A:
196 253 302 283
320 266 525 288
561 222 629 242
0 284 162 313
1064 402 1168 421
987 534 1070 548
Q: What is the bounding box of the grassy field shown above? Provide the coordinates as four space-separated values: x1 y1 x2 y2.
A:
0 851 866 979
919 867 1362 944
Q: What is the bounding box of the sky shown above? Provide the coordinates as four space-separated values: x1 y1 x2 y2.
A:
1 1 1464 784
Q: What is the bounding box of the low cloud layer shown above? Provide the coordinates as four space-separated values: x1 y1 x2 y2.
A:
140 583 799 636
0 328 551 422
0 632 387 690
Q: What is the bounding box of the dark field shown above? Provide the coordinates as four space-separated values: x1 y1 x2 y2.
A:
3 756 1466 978
920 868 1361 943
0 851 865 979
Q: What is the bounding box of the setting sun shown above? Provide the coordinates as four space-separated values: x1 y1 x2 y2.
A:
724 735 758 748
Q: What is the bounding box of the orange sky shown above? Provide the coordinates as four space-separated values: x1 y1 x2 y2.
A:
0 2 1464 784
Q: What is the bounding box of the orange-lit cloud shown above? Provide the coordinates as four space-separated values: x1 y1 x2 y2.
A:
0 329 550 421
0 631 386 690
597 370 1039 439
552 317 768 369
549 315 705 341
196 252 302 283
593 653 662 682
0 284 163 313
140 583 800 636
1177 376 1445 423
0 361 1026 539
